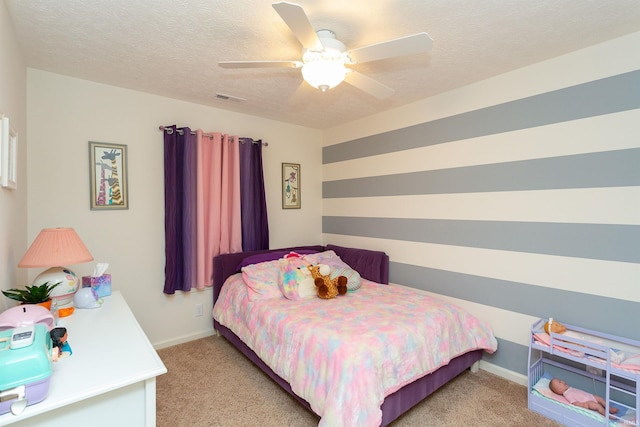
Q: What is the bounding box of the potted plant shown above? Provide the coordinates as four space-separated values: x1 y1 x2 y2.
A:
2 282 60 310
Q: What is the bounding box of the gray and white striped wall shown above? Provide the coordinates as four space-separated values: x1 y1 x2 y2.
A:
321 32 640 381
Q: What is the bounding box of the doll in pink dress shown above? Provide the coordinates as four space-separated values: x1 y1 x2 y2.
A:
549 378 618 416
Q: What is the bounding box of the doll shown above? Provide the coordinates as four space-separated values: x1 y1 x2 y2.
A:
50 327 72 360
549 378 618 416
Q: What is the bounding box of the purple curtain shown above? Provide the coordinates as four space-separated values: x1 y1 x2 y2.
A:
239 138 269 251
163 126 197 294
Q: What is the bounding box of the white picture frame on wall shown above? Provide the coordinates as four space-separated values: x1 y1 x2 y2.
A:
1 116 18 190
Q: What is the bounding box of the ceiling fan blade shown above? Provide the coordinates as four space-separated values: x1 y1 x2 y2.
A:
219 60 302 69
348 32 433 64
344 71 395 99
272 2 323 51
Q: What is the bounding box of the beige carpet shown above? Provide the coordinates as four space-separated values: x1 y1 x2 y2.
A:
156 336 561 427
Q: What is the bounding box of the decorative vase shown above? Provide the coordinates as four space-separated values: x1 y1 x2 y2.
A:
20 300 52 311
38 300 52 311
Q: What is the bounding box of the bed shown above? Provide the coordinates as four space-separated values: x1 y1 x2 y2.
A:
212 244 497 426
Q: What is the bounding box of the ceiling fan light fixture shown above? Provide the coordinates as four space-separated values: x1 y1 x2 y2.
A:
301 56 347 92
219 5 433 99
300 29 348 92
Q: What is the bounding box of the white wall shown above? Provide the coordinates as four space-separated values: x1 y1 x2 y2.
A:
0 1 28 313
26 70 323 347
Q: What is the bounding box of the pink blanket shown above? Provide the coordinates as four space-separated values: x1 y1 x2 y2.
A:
213 275 497 427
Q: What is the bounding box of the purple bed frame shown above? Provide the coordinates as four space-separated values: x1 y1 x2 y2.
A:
212 244 482 426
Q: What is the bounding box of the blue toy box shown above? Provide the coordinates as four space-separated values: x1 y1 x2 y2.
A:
0 324 52 415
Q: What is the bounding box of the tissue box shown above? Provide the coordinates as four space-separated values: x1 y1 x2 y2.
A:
81 274 111 297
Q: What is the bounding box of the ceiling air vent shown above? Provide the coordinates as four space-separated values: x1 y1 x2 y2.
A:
215 93 246 102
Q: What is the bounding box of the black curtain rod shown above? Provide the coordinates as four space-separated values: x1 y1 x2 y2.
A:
159 126 268 146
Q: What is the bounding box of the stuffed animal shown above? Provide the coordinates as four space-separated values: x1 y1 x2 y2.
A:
544 318 567 334
308 264 348 299
279 256 316 300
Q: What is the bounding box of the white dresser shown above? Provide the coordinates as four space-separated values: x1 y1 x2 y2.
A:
0 291 167 427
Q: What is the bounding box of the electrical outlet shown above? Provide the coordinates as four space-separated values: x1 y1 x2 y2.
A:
195 303 203 317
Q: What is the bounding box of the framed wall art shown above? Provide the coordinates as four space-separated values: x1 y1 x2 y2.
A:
89 141 129 210
1 115 18 190
282 162 300 209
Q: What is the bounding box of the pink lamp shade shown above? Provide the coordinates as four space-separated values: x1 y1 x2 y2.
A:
18 228 93 268
18 228 93 305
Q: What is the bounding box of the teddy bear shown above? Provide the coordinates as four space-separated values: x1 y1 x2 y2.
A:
308 264 348 299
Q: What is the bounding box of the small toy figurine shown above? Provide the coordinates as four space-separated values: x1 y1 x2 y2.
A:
50 327 72 360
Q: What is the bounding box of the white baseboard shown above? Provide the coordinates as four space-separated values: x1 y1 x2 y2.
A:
479 360 528 386
153 329 216 350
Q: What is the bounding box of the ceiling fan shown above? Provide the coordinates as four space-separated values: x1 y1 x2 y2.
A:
219 1 433 99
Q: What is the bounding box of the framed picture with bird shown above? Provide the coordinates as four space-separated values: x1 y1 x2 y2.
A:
282 162 300 209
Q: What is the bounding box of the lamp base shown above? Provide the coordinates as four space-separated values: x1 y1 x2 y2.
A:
33 266 79 306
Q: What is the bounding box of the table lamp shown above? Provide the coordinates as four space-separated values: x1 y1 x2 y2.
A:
18 228 94 305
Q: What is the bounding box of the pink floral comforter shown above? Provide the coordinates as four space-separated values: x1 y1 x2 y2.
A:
213 274 498 427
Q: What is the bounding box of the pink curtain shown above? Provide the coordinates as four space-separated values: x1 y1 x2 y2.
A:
195 130 242 288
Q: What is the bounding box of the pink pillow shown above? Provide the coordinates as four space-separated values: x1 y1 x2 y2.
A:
303 250 352 270
241 259 283 301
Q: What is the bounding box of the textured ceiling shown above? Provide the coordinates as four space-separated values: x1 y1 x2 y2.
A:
6 0 640 129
